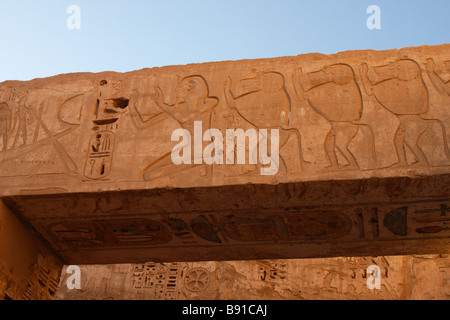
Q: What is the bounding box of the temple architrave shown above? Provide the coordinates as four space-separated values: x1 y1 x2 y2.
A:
1 44 449 300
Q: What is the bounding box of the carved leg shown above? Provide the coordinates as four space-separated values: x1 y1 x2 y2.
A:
332 122 359 168
422 118 450 160
1 131 6 151
393 123 407 166
399 115 429 165
285 128 310 172
333 123 359 168
143 153 201 181
403 123 429 166
325 128 339 168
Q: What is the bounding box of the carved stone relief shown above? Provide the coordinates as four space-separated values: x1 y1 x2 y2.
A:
0 45 448 191
55 255 450 300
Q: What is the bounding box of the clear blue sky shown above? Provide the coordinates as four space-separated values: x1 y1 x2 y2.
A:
0 0 449 82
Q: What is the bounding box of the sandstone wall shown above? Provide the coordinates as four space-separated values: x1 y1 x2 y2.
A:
0 201 62 300
55 255 450 300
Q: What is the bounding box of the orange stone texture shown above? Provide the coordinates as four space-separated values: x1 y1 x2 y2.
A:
0 44 449 299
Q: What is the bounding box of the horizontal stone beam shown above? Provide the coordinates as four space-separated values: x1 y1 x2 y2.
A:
1 44 450 264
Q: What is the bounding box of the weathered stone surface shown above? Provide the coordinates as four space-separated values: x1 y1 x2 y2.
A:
55 255 450 300
1 44 450 264
0 201 62 300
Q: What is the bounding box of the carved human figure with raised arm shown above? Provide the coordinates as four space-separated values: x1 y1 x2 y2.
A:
425 58 450 97
133 75 219 181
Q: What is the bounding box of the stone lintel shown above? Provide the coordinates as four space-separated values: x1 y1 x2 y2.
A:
1 44 450 264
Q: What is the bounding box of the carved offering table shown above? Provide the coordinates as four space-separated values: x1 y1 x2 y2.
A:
1 44 449 264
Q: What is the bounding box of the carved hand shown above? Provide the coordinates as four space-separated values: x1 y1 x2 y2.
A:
293 68 307 100
294 67 303 79
224 77 232 92
359 63 375 97
153 87 163 104
425 58 435 73
361 63 369 76
129 89 138 104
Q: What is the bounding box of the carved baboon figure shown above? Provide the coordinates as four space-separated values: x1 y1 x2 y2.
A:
361 59 450 166
293 64 375 169
224 71 308 174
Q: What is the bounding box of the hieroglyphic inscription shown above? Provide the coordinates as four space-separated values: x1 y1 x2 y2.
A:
21 255 60 300
48 218 172 248
41 199 450 251
132 263 185 299
84 131 115 179
55 255 450 300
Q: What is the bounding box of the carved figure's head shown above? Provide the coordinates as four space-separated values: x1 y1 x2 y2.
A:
176 76 209 104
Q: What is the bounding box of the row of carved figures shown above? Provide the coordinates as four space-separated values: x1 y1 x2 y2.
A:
127 57 450 178
0 57 449 180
